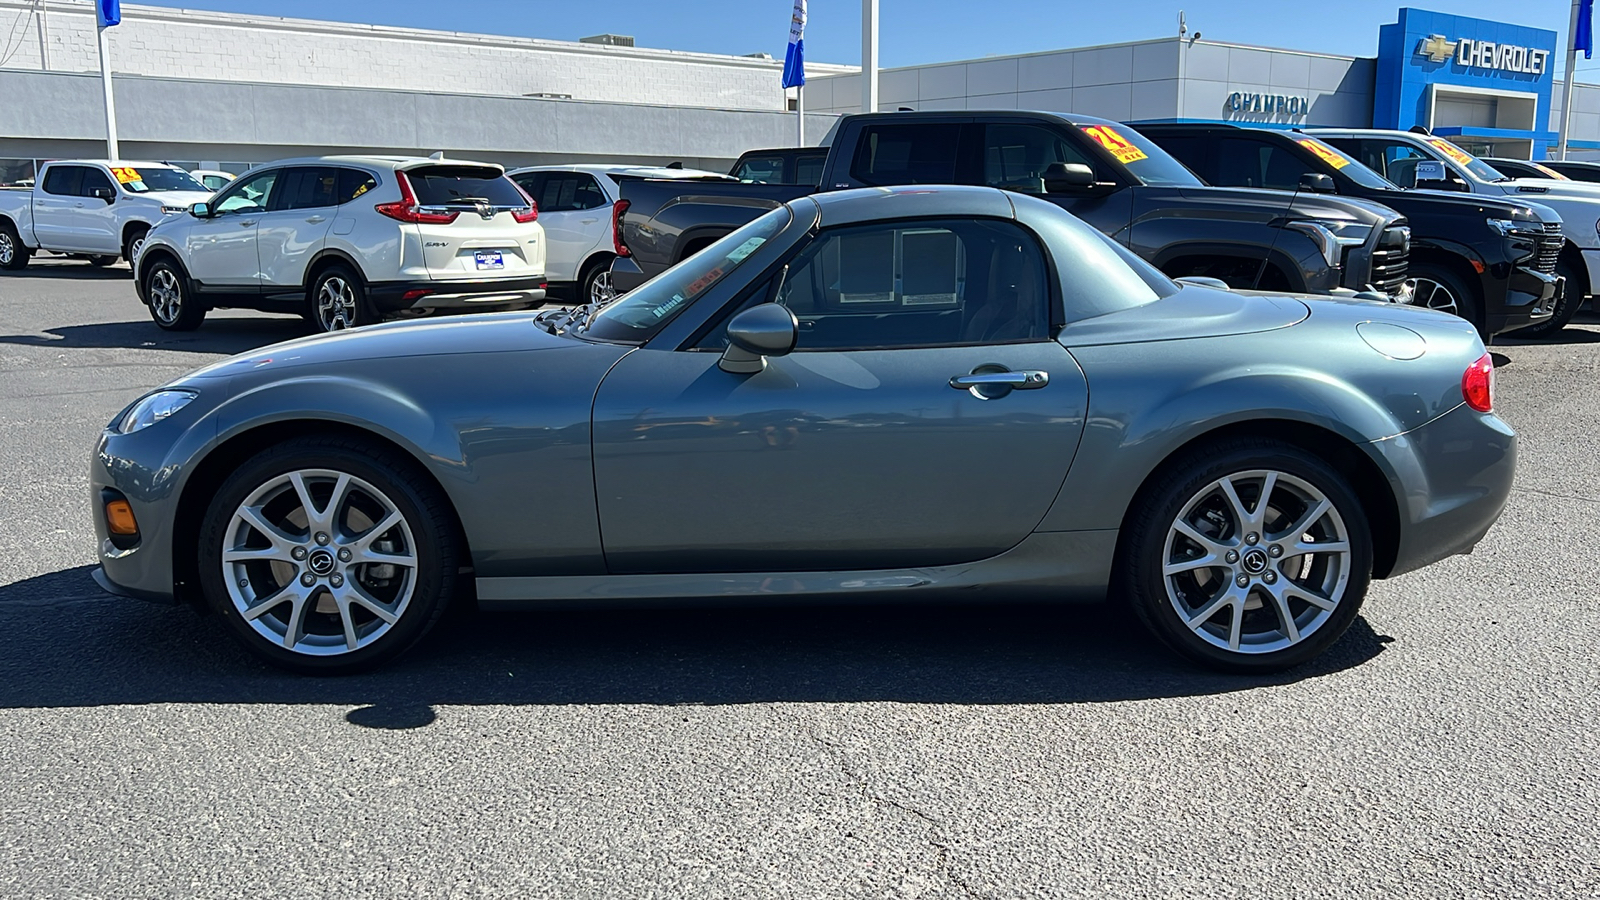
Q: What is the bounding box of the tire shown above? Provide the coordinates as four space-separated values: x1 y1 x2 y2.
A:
196 436 462 674
143 257 205 331
87 255 117 267
1118 439 1373 674
0 221 30 270
579 256 617 306
306 264 377 333
123 226 149 267
1405 262 1482 337
1509 256 1584 338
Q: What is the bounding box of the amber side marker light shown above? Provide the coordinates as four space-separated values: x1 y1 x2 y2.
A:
105 498 139 536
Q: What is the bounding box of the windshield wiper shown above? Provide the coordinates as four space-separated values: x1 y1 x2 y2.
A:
534 298 605 336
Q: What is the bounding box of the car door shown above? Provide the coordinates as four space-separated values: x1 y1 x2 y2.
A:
255 166 337 295
76 166 122 254
534 172 607 283
591 214 1090 575
32 165 86 250
978 122 1136 244
184 167 279 289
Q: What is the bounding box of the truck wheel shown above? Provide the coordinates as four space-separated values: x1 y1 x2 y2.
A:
1510 257 1584 338
123 227 149 266
0 222 31 270
1405 263 1482 337
145 258 205 331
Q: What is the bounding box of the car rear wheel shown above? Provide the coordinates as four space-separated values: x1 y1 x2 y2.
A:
0 222 30 270
580 257 617 306
1120 440 1372 673
88 255 117 267
1405 263 1482 337
307 265 376 333
123 227 148 267
1509 256 1584 338
197 437 461 674
145 259 205 331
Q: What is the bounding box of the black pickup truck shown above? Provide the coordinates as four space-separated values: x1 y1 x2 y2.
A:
611 111 1411 299
1139 123 1562 339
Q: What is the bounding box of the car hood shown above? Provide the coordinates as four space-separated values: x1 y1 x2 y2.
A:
178 312 584 382
138 190 214 207
1176 186 1396 225
1496 178 1600 201
1386 189 1560 223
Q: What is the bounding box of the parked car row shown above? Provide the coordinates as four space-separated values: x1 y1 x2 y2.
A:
611 112 1586 340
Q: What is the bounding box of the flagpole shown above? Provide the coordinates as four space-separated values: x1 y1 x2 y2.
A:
862 0 878 113
97 23 119 161
796 85 804 145
1560 0 1580 159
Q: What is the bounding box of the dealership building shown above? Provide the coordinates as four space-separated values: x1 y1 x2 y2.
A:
1 1 1598 187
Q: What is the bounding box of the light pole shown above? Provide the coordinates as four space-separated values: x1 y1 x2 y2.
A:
95 0 121 162
861 0 878 113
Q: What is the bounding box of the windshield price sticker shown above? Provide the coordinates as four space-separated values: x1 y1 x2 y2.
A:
726 237 766 265
110 167 141 184
1080 125 1148 165
1297 139 1352 170
1426 138 1477 167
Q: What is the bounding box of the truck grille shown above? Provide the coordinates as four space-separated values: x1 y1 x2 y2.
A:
1535 222 1562 275
1370 225 1410 295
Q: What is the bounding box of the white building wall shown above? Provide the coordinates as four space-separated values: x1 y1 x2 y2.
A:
0 0 838 110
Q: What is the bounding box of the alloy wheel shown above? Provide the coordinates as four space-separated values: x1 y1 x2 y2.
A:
0 232 13 266
1405 277 1459 318
588 269 616 305
317 276 358 331
128 235 146 263
1161 469 1352 654
149 268 182 325
222 468 418 656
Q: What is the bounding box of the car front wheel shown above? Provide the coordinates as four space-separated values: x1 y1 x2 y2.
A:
1120 440 1372 673
197 437 461 674
145 259 205 330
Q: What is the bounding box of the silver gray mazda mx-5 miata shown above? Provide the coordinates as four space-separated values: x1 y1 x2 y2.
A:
90 185 1515 675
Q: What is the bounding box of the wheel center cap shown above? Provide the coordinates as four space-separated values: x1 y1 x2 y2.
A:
307 549 336 576
1241 548 1269 575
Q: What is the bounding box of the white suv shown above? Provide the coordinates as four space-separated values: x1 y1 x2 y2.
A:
507 164 730 304
135 156 546 332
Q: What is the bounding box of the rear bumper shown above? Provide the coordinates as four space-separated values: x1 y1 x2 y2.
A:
609 256 649 295
1485 268 1560 336
1372 403 1516 579
367 277 548 314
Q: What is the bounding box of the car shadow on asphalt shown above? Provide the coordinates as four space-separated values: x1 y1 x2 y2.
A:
0 318 307 356
1 260 132 280
0 565 1390 719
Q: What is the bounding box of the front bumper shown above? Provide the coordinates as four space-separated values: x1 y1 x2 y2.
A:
367 277 548 314
1485 267 1560 337
1371 402 1516 579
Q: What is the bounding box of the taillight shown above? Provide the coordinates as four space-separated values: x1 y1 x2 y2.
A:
612 199 631 257
1462 352 1495 412
375 171 459 224
510 181 538 223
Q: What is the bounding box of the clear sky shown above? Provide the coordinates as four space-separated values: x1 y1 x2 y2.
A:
130 1 1596 76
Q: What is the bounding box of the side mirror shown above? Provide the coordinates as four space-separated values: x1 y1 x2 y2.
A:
189 201 212 218
719 303 798 374
90 186 116 203
1042 162 1098 193
1299 173 1336 193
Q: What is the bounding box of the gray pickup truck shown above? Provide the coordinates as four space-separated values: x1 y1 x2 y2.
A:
610 111 1411 300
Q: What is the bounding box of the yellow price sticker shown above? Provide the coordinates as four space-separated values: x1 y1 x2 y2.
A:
1080 125 1149 165
1297 138 1352 170
1426 138 1477 167
110 167 141 185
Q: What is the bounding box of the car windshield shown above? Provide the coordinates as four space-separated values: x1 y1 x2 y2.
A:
117 167 207 193
1422 137 1510 183
582 206 792 343
1293 138 1397 190
1078 124 1203 187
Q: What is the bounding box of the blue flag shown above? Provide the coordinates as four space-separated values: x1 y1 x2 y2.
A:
1579 0 1594 60
782 0 806 89
96 0 121 27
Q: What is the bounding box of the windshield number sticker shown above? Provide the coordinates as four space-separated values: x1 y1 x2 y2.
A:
110 167 141 185
725 237 766 265
1080 126 1148 165
1426 138 1477 167
1297 139 1351 170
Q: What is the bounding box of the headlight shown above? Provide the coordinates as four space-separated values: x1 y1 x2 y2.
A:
160 205 188 215
117 390 197 434
1286 219 1373 268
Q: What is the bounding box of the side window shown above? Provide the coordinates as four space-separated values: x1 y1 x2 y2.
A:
1148 135 1210 181
41 165 84 197
1214 138 1306 190
337 168 377 204
705 218 1049 352
271 167 339 211
982 124 1097 194
1372 141 1434 187
570 175 608 210
79 167 115 197
850 124 961 186
534 174 580 212
214 169 279 214
794 154 826 186
734 155 785 183
510 172 543 202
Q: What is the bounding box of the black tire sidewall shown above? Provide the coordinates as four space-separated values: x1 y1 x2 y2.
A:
0 222 28 270
144 259 203 331
123 227 148 267
1121 441 1373 674
579 256 613 304
1409 262 1482 334
308 265 375 333
196 439 459 674
1513 257 1584 337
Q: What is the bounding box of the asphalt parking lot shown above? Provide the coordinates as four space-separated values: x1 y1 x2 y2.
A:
1 259 1597 898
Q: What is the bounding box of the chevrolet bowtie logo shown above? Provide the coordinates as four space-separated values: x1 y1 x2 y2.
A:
1417 34 1458 64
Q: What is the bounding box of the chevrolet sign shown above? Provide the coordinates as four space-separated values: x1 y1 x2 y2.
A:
1416 34 1550 76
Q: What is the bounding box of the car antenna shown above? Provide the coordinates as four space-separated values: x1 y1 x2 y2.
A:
1250 179 1307 291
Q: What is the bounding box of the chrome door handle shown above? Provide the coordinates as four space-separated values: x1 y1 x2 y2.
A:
949 370 1050 390
580 218 598 224
238 220 257 227
304 215 326 224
